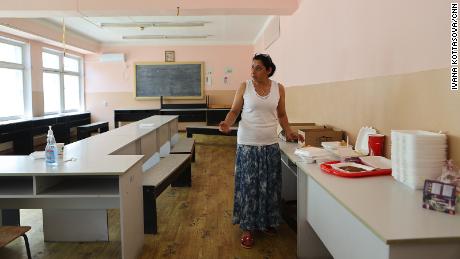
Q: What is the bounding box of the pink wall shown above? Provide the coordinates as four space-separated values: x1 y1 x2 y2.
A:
256 0 449 87
85 45 254 93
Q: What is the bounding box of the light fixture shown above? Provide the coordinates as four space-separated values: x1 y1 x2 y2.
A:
122 35 212 40
100 22 209 28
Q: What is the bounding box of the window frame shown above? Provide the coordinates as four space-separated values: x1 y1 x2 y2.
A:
0 36 27 121
42 48 83 114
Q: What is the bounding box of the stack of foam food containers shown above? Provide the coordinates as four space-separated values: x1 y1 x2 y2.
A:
391 130 447 189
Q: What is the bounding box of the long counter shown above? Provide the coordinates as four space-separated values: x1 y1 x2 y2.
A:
0 115 179 259
279 141 460 259
114 107 240 127
0 112 91 154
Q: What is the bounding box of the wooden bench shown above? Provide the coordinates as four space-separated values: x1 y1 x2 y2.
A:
143 154 191 234
186 126 238 138
170 138 195 187
0 226 32 259
76 121 109 140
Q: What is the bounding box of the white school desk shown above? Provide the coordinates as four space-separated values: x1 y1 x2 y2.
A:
0 115 179 259
279 142 460 259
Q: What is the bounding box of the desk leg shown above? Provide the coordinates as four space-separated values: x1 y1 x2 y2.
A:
297 169 332 259
42 209 109 241
119 162 144 259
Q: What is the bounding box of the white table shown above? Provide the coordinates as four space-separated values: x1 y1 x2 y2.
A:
279 142 460 259
0 115 179 259
297 163 460 259
279 142 333 258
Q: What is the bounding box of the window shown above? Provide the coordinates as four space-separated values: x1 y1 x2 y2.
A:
0 37 26 120
42 50 83 114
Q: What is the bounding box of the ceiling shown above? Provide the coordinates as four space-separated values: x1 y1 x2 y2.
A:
45 15 271 45
0 0 297 49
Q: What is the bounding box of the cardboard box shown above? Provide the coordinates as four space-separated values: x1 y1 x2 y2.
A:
298 127 343 147
277 123 316 141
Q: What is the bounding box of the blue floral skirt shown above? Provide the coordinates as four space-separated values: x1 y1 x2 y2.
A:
232 143 282 231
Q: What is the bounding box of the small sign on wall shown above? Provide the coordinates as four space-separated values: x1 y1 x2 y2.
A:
206 71 213 87
224 67 233 85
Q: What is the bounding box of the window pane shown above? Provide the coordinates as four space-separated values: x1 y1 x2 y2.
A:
0 42 23 64
43 72 60 113
0 68 24 117
64 56 79 73
64 75 80 111
42 52 60 70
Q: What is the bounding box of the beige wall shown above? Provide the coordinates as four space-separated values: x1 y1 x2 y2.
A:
284 68 460 164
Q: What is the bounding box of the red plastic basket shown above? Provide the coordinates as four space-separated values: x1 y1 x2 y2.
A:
320 161 392 178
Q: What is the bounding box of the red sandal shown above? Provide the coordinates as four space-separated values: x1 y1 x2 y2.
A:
240 231 254 249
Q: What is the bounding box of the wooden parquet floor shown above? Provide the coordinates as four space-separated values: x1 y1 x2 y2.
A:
0 135 296 259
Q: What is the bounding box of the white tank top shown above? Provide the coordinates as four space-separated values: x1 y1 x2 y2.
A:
237 79 280 146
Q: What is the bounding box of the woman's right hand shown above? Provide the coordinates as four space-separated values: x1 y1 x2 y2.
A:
219 121 231 134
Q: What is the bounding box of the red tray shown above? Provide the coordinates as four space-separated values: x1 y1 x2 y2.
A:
320 161 392 178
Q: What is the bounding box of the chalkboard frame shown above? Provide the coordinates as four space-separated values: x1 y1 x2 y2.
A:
134 62 204 100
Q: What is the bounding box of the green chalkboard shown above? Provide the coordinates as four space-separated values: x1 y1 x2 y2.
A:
135 62 204 99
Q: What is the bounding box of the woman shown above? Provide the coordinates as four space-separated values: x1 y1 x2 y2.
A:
219 53 303 249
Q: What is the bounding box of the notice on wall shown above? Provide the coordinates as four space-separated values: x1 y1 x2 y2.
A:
224 67 233 85
206 71 213 87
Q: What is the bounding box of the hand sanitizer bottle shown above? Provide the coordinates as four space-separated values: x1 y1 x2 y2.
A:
45 126 58 166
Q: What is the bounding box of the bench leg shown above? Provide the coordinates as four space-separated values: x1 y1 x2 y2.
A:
77 129 91 140
171 163 192 187
22 234 32 259
143 187 157 234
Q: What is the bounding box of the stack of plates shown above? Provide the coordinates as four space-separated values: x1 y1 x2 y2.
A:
321 141 352 151
391 130 447 189
294 146 336 163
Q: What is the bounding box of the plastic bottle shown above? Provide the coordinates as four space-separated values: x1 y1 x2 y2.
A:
45 126 58 166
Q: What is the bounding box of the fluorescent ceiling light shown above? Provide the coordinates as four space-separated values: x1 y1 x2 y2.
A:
122 35 212 40
101 22 209 28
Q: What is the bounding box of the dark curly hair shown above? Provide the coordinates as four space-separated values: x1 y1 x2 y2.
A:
253 53 276 77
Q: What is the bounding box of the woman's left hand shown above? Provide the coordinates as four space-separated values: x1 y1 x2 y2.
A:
286 131 304 142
